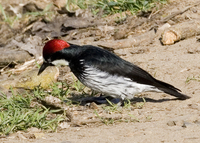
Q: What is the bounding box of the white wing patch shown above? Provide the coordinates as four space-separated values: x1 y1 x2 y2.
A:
79 59 84 64
80 66 162 100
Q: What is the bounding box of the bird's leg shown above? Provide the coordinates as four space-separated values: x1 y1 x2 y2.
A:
79 94 122 106
120 99 131 106
109 98 122 105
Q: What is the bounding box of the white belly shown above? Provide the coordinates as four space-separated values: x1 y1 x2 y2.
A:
80 67 162 100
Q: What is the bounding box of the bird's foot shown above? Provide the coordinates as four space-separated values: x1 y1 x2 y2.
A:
79 96 122 106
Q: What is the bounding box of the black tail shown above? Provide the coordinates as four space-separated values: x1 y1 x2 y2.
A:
156 80 190 100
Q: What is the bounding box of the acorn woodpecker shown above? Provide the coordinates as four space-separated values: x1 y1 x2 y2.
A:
38 39 190 101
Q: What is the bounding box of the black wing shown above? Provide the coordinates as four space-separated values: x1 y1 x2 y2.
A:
77 45 163 86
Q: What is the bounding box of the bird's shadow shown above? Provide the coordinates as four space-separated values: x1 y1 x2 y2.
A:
64 94 180 106
132 97 178 103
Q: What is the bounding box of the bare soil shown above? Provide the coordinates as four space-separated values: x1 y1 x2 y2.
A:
1 0 200 143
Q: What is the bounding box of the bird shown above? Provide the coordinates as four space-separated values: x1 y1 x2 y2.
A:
38 39 190 102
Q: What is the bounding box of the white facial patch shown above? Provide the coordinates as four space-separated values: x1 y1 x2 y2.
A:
52 59 69 66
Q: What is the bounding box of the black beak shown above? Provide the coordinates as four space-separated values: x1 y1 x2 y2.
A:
38 62 53 75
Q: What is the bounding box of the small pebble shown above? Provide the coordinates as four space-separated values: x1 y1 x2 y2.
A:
89 102 98 109
167 121 176 126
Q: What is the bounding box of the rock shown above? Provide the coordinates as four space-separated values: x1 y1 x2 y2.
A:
59 122 70 129
0 66 59 97
33 133 45 139
89 102 98 109
167 121 176 126
113 29 127 40
42 95 63 108
16 66 59 89
22 133 36 139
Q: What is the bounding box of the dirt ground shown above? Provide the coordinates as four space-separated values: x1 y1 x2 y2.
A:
2 36 200 143
1 0 200 143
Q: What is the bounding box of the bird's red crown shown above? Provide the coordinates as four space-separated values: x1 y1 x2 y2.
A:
43 39 70 59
